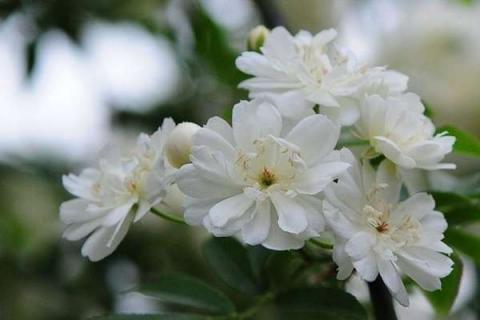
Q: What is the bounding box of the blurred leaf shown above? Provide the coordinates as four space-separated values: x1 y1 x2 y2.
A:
437 126 480 157
423 101 434 118
274 288 368 320
190 5 246 87
247 245 272 281
432 192 480 225
137 273 235 315
424 252 463 316
445 228 480 264
202 237 259 294
89 314 208 320
266 251 304 290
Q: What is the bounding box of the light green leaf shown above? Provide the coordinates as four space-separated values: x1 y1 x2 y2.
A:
445 228 480 264
424 252 463 316
202 237 259 294
274 288 368 320
432 192 480 225
438 125 480 157
136 274 235 315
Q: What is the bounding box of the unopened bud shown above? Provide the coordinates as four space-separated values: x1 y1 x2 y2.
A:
247 25 270 52
165 122 200 168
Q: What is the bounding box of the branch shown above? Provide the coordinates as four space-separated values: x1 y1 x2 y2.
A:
367 277 398 320
252 0 286 29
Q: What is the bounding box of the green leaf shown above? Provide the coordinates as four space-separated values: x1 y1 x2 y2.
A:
202 237 259 294
445 228 480 264
432 192 480 225
266 251 304 290
424 252 463 316
89 314 208 320
274 287 368 320
136 274 235 315
437 125 480 157
247 245 272 282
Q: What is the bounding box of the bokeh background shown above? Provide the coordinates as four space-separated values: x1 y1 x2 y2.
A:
1 0 479 319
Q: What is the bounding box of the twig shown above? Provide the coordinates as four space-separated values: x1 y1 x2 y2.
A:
367 277 398 320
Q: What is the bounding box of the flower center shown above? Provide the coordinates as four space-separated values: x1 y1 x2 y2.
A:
235 137 303 192
258 167 277 189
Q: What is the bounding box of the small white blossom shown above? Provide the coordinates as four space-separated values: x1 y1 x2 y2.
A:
176 99 350 250
165 122 201 168
236 27 370 125
60 119 178 261
354 94 456 170
324 149 453 306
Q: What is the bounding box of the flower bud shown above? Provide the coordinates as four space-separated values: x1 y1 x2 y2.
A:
247 25 270 52
165 122 200 168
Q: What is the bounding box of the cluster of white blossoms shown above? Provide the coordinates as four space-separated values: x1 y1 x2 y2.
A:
60 26 456 306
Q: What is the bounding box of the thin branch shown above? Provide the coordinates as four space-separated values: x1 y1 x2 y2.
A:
367 277 398 320
150 207 188 225
252 0 286 29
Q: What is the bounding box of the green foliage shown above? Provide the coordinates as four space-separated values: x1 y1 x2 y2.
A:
432 192 480 225
274 288 368 320
202 237 260 295
445 228 480 265
89 314 208 320
424 252 463 316
136 274 235 315
438 126 480 157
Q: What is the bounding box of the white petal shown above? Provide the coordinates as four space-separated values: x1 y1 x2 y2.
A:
60 199 103 224
376 159 401 203
396 255 442 291
176 164 240 199
285 114 340 166
393 193 435 221
193 127 236 162
262 216 305 250
205 116 234 145
377 258 409 306
293 161 350 194
232 100 282 150
81 213 133 261
270 192 308 234
345 232 376 260
241 201 272 245
63 217 103 241
353 253 378 282
102 200 135 227
372 136 416 168
209 193 254 228
332 240 355 280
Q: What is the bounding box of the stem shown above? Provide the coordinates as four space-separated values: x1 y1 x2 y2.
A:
367 277 398 320
150 207 187 225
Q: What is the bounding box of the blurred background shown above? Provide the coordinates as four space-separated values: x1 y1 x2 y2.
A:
0 0 479 319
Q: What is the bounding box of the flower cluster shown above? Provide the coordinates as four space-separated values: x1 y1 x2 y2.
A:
60 26 456 306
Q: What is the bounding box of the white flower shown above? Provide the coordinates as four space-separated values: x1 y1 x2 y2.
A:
354 94 456 170
323 149 453 306
236 27 370 125
60 118 177 261
176 99 350 250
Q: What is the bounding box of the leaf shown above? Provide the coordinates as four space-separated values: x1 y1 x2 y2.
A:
432 192 480 225
437 125 480 157
424 252 463 316
266 251 304 290
136 274 235 315
202 237 259 294
247 245 272 281
89 314 207 320
274 287 368 320
445 228 480 264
